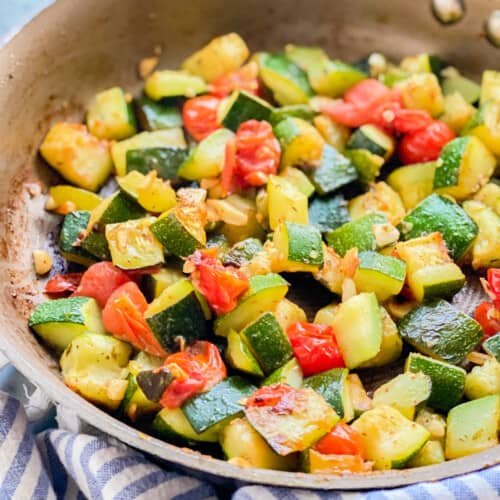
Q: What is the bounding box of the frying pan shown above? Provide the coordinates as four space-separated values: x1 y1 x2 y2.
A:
0 0 498 489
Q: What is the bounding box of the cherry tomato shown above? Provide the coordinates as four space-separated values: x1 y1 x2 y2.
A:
160 341 226 408
314 423 366 459
245 383 296 408
182 95 222 141
102 281 167 357
390 108 434 135
44 273 83 294
487 269 500 309
210 62 260 97
73 262 130 307
220 137 238 195
187 248 249 314
398 120 455 164
475 301 500 340
286 322 345 377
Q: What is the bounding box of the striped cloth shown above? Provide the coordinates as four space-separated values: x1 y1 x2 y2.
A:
1 392 499 500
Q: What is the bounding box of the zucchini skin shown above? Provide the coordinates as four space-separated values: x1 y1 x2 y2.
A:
126 147 188 182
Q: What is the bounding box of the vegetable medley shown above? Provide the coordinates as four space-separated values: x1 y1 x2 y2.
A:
29 33 500 474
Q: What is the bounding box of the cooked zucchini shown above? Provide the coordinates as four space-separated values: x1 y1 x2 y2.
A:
484 333 500 361
440 92 476 134
309 194 350 233
261 358 303 389
473 182 500 216
464 358 500 399
126 147 188 182
480 70 500 105
346 125 394 160
144 70 206 100
442 72 480 104
313 114 350 151
395 73 445 117
134 95 182 131
302 448 371 473
58 210 97 266
48 185 102 213
308 60 366 98
343 149 384 186
408 440 446 467
225 330 264 377
347 374 373 416
269 105 315 127
222 238 263 268
219 90 273 131
267 175 308 230
400 53 443 76
279 167 315 198
415 408 447 444
273 299 306 332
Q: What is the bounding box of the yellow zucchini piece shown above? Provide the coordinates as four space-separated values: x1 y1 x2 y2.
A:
473 182 500 216
218 194 264 244
440 92 475 134
137 172 177 213
463 100 500 156
395 73 444 117
267 175 308 230
48 185 102 212
313 114 350 151
480 70 500 105
274 299 306 331
144 70 206 100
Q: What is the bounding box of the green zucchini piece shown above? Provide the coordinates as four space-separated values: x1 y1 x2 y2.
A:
433 136 496 200
222 238 263 267
330 292 383 369
395 73 444 117
182 376 256 433
387 161 437 211
304 368 354 421
441 91 476 134
354 251 406 301
29 296 104 352
111 129 186 177
269 105 315 126
274 299 307 332
279 167 315 198
136 367 173 403
284 44 328 73
86 87 136 140
405 353 466 412
407 440 445 467
464 358 500 399
343 149 384 186
308 194 350 234
347 374 373 416
58 210 96 266
214 273 289 337
87 191 146 226
400 53 443 77
143 268 185 300
398 193 478 260
326 212 387 257
144 70 206 100
220 418 298 470
351 405 430 470
480 70 500 105
415 408 447 444
372 373 432 420
126 147 188 182
144 279 208 351
152 407 219 444
60 332 132 410
474 182 500 216
445 395 500 459
177 129 234 181
273 221 324 273
226 330 264 377
257 52 314 105
219 90 273 131
311 60 366 98
244 387 339 455
442 74 481 104
346 125 394 160
134 95 182 131
399 299 482 365
80 232 111 261
462 101 500 156
484 333 500 361
40 123 113 192
240 312 292 374
307 144 358 195
261 358 303 389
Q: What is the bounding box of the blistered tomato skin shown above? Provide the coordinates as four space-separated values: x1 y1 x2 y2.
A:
183 95 222 141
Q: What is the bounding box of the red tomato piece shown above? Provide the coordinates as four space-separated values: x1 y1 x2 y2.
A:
73 262 130 308
182 95 222 141
44 273 83 294
220 137 239 195
314 423 366 459
487 269 500 309
475 301 500 340
398 120 455 164
210 62 260 97
102 281 166 357
390 108 434 135
160 341 226 408
245 383 296 408
286 322 345 377
187 248 249 315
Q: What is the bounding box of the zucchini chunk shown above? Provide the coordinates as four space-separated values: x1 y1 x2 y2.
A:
145 279 208 351
111 129 186 177
347 374 373 417
313 114 350 151
219 90 273 131
440 92 476 134
304 368 354 421
462 101 500 156
152 407 220 445
400 53 443 76
86 87 137 140
398 299 482 365
415 408 447 444
182 376 256 433
48 185 102 212
261 358 303 389
346 125 395 160
40 123 113 192
181 33 249 83
273 298 307 332
144 70 206 100
60 332 132 411
273 221 324 273
351 405 430 470
484 333 500 361
257 53 314 105
407 440 445 467
29 296 104 352
307 145 358 195
214 273 289 336
372 373 432 420
269 105 316 127
178 128 234 181
105 217 165 270
343 149 384 186
244 387 339 455
442 73 481 104
142 267 185 301
309 194 350 233
395 73 445 117
58 210 97 266
326 212 387 257
354 251 406 301
464 358 500 399
222 238 264 267
136 367 173 403
225 330 264 377
241 312 293 374
463 200 500 269
134 95 182 131
445 395 500 459
330 292 383 369
279 167 315 198
405 353 466 412
387 161 436 211
395 232 465 302
473 182 500 216
220 418 298 470
267 175 308 230
126 147 188 182
480 70 500 105
398 193 478 260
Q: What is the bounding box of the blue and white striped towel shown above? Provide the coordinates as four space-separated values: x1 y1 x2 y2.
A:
1 392 499 499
